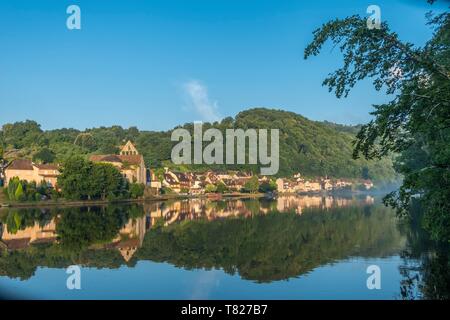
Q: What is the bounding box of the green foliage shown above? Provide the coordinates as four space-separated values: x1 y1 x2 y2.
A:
1 187 7 201
304 6 450 241
90 163 128 200
1 109 397 181
361 167 371 180
216 182 228 194
1 120 43 149
14 183 25 201
32 148 56 164
161 186 174 195
129 183 145 199
5 178 54 202
57 157 93 200
204 184 217 193
73 133 97 151
180 187 189 194
58 157 128 200
7 177 20 200
259 180 277 193
243 176 259 193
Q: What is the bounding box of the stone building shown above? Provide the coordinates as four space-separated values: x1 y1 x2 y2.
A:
89 141 147 185
3 159 59 187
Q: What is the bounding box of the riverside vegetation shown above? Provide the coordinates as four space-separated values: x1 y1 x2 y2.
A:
0 108 397 183
304 0 449 242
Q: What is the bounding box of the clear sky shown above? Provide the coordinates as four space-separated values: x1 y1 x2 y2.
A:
0 0 446 131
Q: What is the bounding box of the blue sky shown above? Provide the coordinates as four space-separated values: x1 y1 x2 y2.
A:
0 0 446 131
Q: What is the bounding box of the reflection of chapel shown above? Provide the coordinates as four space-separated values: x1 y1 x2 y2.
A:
112 216 147 262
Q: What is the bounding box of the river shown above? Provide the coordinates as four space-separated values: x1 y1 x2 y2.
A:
0 195 448 299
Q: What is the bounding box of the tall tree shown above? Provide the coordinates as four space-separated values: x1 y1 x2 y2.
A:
304 2 450 241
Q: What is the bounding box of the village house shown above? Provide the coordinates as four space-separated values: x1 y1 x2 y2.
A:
161 168 193 193
174 172 191 192
304 181 322 192
89 141 147 185
276 176 332 194
203 170 221 185
362 179 374 190
3 159 60 187
148 170 162 192
334 179 353 189
321 178 333 191
162 169 181 193
189 174 205 194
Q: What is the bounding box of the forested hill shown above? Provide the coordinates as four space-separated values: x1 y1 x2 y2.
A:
0 108 397 181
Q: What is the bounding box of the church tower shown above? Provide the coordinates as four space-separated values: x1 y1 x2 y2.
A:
120 140 139 155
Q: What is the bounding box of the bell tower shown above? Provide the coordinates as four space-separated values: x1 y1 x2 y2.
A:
120 141 139 156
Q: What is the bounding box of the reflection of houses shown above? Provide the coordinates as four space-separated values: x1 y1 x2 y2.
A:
4 159 59 187
0 220 57 250
89 141 146 185
275 195 373 214
276 195 330 214
0 193 377 258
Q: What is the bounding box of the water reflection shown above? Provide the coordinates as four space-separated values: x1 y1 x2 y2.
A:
0 195 448 299
0 195 376 257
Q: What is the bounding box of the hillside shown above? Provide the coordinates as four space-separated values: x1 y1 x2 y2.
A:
0 108 397 181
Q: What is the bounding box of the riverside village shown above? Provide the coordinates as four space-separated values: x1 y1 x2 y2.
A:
0 140 374 205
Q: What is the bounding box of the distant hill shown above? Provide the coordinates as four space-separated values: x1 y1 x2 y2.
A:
0 108 397 182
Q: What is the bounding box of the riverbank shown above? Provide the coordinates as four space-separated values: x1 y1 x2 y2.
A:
0 192 266 209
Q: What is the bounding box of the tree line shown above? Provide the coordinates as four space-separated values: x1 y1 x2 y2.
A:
0 108 398 183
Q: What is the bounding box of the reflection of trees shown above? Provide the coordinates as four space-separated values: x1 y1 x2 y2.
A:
0 243 126 280
1 208 57 235
0 203 401 282
56 206 129 251
398 201 450 300
1 198 447 298
0 204 145 280
136 205 403 282
399 249 450 300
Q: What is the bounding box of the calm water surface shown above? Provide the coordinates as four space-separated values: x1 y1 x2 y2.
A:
0 195 448 300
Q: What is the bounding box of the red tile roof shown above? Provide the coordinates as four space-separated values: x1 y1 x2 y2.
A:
89 154 144 165
6 159 34 171
35 164 59 170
